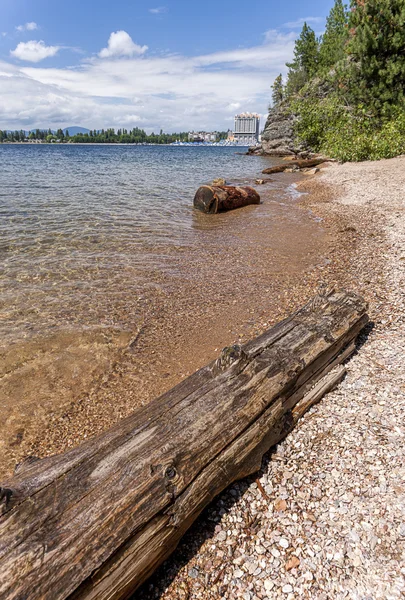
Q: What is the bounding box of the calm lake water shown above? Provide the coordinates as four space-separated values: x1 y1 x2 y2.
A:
0 144 278 345
0 143 332 475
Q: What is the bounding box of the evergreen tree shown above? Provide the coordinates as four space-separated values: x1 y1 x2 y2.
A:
271 74 284 106
286 23 319 95
347 0 405 116
319 0 349 71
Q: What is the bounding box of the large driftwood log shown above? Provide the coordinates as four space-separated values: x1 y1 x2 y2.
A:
262 158 328 175
193 184 260 213
0 290 368 600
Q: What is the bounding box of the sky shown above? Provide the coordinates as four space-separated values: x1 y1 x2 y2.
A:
0 0 336 133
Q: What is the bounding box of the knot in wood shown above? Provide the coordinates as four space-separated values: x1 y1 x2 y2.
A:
165 466 177 480
0 487 13 508
215 345 245 372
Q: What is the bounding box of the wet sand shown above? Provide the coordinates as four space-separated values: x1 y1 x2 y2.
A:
0 170 355 480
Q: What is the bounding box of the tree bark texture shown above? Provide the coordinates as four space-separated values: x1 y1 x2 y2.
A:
193 185 260 213
0 290 368 600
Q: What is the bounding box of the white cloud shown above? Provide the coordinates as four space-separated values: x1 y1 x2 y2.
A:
16 22 38 32
99 31 148 58
149 7 167 14
226 103 241 111
10 40 60 62
0 28 297 132
282 16 324 29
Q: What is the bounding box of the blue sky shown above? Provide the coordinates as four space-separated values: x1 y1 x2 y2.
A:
0 0 336 132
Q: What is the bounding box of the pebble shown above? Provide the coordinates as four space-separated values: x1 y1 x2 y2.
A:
216 531 227 542
263 579 274 592
188 567 199 579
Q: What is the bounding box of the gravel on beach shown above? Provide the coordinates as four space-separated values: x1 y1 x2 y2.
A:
135 157 405 600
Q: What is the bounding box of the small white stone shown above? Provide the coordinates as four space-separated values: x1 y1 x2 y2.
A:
279 538 289 549
282 584 293 593
247 562 258 575
264 579 274 592
352 555 362 567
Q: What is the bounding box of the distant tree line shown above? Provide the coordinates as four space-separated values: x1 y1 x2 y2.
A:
270 0 405 161
69 128 191 144
0 128 229 144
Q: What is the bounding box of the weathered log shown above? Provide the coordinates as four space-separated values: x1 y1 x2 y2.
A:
193 184 260 213
0 290 368 600
262 158 328 175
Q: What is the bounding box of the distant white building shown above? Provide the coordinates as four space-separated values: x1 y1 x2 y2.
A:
188 131 219 142
234 113 260 145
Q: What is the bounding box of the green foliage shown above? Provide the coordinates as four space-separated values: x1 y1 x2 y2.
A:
292 92 405 162
291 93 346 151
323 110 405 162
319 0 349 72
347 0 405 117
278 0 405 162
286 23 319 95
271 74 284 106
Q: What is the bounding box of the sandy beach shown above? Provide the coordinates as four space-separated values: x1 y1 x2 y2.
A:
133 157 405 599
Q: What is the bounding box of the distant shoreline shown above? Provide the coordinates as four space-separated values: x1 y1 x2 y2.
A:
0 142 249 147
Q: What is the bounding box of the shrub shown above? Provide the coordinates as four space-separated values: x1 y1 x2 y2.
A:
292 92 405 162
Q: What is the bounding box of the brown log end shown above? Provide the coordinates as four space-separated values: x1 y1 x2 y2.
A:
193 186 219 214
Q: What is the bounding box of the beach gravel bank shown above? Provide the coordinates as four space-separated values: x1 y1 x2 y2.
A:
135 157 405 599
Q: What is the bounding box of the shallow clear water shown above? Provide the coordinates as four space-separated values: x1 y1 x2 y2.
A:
0 144 332 474
0 145 275 344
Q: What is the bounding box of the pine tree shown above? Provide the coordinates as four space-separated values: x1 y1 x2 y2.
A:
286 23 319 95
271 74 284 106
319 0 349 71
347 0 405 116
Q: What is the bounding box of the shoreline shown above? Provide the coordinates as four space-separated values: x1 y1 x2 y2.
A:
1 156 403 597
0 168 334 479
0 142 247 147
134 157 405 599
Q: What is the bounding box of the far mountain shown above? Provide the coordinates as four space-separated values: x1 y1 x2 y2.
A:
63 126 90 135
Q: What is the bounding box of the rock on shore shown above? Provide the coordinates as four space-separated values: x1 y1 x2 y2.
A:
248 105 303 157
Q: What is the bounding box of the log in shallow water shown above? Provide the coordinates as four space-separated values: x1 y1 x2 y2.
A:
0 289 368 600
262 158 328 175
193 184 260 213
